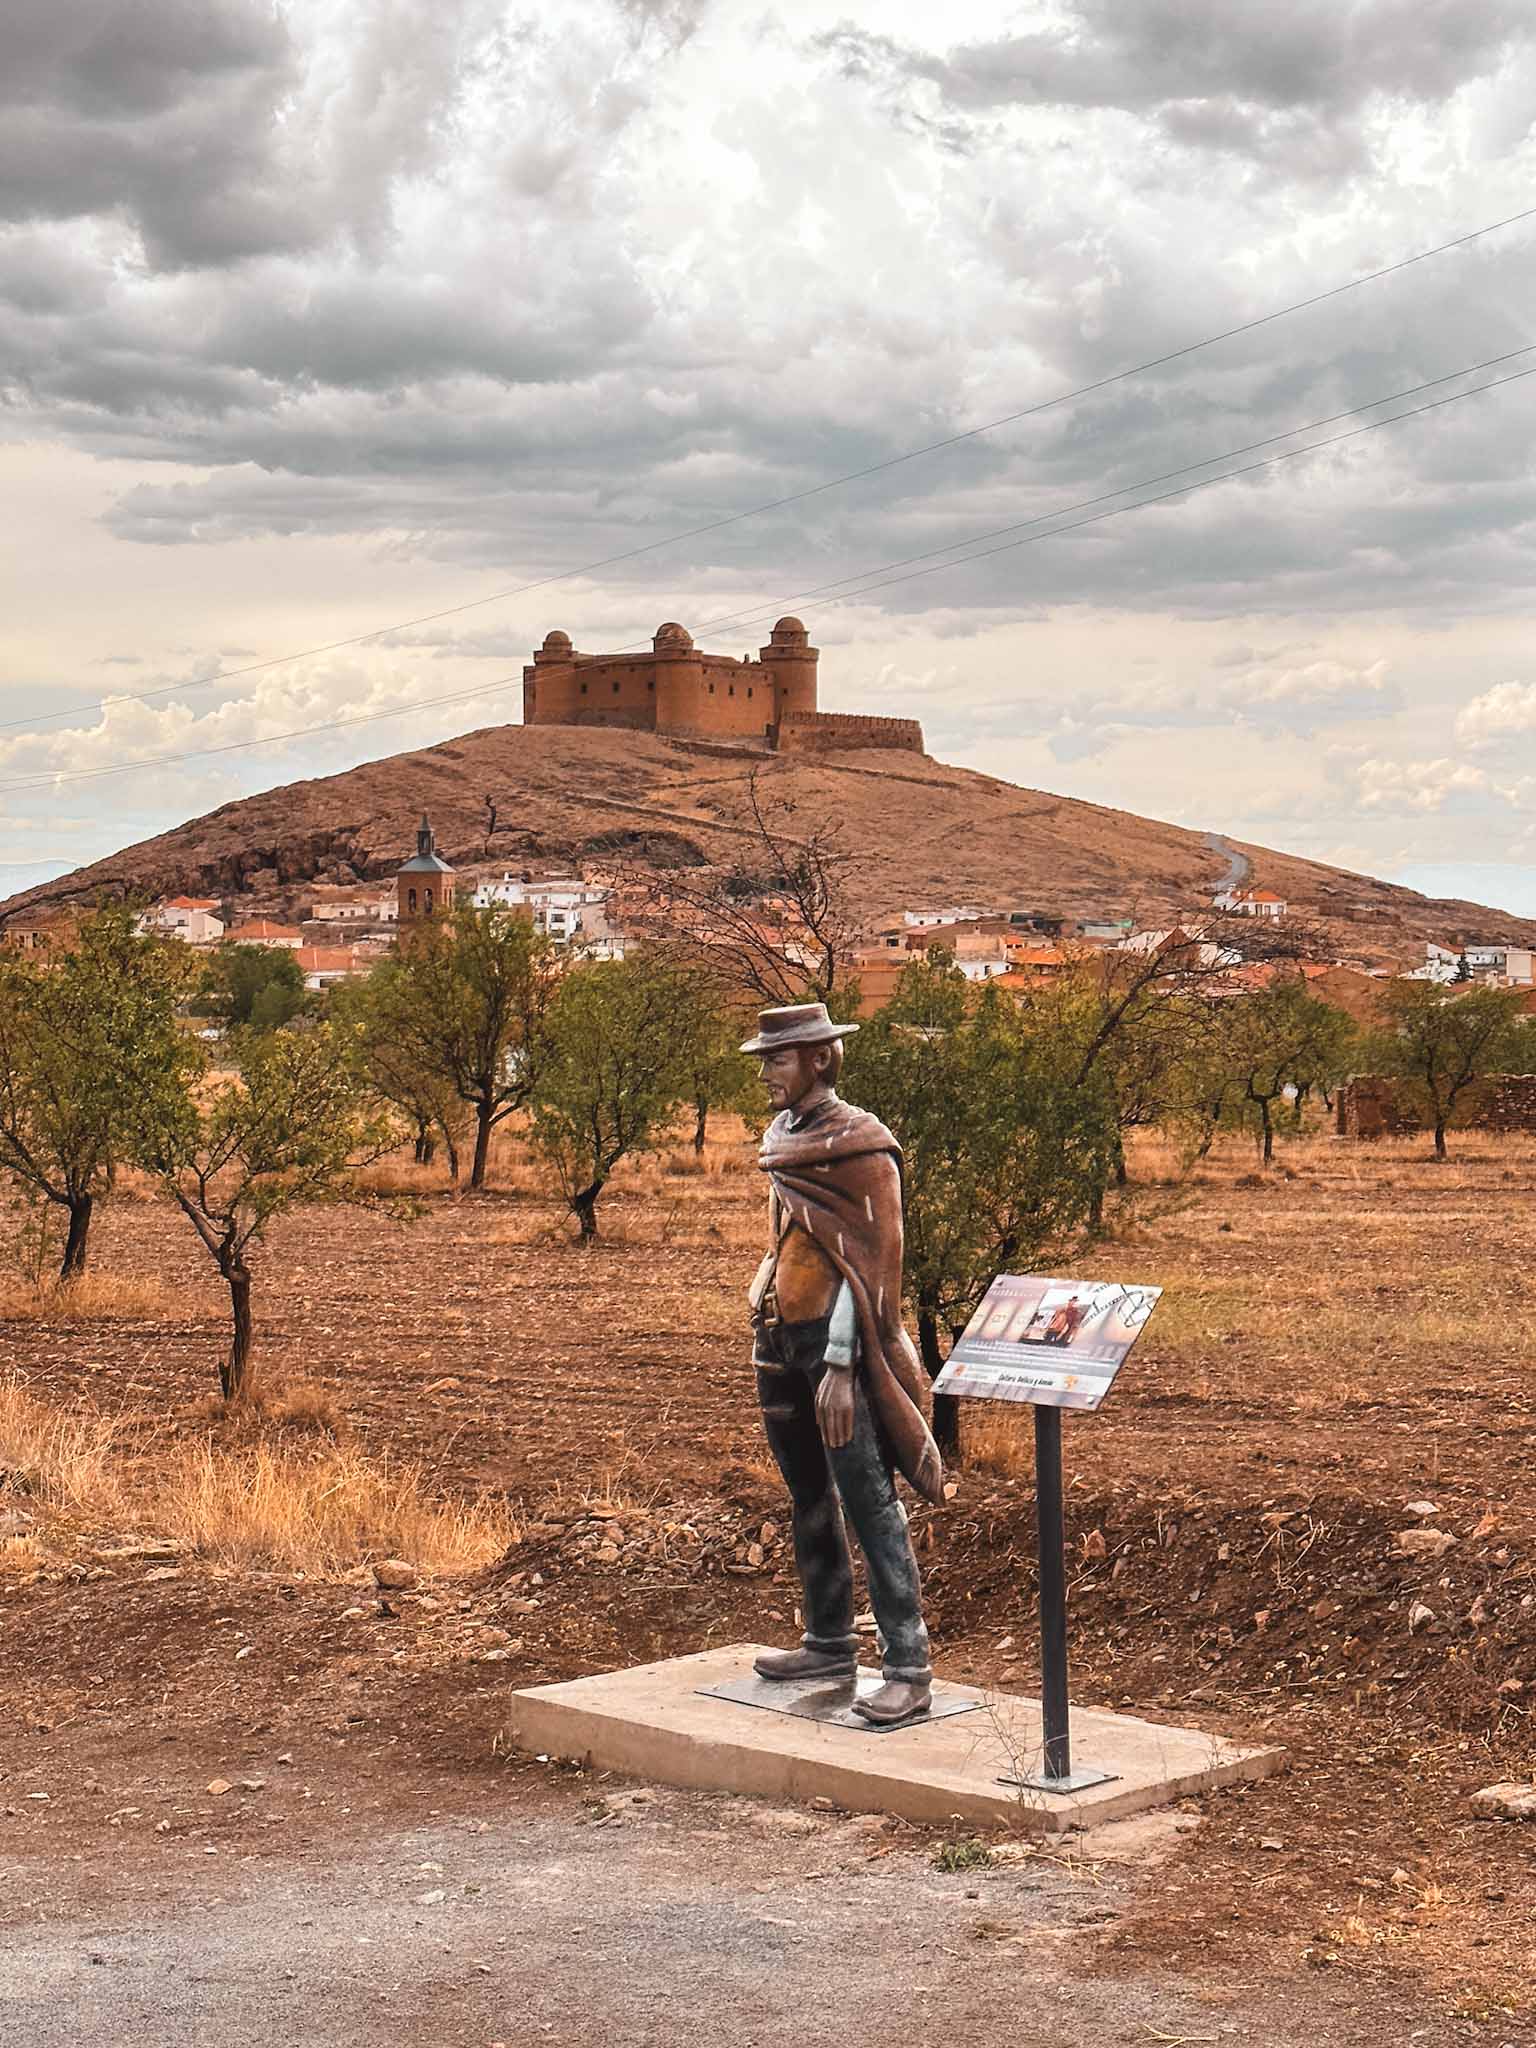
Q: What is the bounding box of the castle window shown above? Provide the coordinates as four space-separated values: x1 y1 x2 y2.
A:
648 678 654 691
580 682 588 695
708 683 715 694
613 681 620 694
729 684 735 697
747 687 753 699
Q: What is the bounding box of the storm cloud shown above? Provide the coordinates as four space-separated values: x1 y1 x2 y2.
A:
5 0 1536 901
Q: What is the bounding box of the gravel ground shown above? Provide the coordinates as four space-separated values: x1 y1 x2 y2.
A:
0 1777 1453 2048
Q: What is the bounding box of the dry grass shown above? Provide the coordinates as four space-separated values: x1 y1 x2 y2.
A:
0 1376 122 1514
352 1158 463 1197
0 1271 185 1322
0 1373 516 1578
192 1381 346 1438
153 1439 521 1577
962 1405 1038 1481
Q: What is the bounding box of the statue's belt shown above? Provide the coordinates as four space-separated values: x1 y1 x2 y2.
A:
755 1276 858 1368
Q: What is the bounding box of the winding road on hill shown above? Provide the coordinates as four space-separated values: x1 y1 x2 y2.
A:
1202 832 1252 896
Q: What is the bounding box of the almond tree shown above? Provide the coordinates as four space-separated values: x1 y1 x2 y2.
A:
530 955 699 1240
844 959 1118 1456
330 966 472 1179
380 905 559 1188
1216 974 1357 1161
143 1022 398 1399
0 906 196 1280
1370 979 1529 1158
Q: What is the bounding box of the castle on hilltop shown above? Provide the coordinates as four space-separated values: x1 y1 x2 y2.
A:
521 617 924 756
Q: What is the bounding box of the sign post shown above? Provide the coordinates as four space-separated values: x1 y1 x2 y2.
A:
1033 1403 1072 1782
932 1274 1162 1795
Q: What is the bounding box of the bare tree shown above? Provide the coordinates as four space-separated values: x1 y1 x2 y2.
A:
622 769 865 1004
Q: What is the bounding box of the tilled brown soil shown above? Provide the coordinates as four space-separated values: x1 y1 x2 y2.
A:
4 1130 1536 2035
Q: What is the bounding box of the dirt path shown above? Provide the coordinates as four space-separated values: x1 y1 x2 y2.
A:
0 1759 1442 2048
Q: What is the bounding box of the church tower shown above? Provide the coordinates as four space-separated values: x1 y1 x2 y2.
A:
396 813 456 925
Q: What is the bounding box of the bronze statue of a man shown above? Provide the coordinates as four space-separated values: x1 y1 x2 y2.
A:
741 1002 944 1725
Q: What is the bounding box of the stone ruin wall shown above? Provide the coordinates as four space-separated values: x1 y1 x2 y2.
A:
775 710 926 756
1337 1073 1536 1137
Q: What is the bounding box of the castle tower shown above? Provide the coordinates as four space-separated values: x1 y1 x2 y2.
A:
651 621 700 735
396 812 456 926
524 628 576 725
760 616 818 727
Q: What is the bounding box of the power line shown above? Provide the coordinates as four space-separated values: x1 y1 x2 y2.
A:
717 356 1536 629
7 200 1536 739
5 350 1533 799
657 342 1536 643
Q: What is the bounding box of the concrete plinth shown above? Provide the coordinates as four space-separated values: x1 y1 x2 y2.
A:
506 1645 1284 1836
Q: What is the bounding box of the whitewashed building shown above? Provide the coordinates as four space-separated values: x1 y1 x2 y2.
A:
1213 886 1288 919
471 873 610 944
140 896 225 945
1413 941 1535 986
901 904 992 929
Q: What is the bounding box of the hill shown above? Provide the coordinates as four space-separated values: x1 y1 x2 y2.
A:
2 724 1531 963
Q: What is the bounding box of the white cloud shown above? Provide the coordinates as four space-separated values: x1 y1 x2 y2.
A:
1455 678 1536 744
1356 755 1492 811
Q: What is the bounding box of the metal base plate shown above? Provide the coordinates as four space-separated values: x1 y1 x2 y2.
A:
698 1667 982 1734
1000 1766 1120 1795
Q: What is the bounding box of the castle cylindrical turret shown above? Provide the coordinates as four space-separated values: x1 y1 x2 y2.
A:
652 621 699 734
526 628 576 724
760 616 818 726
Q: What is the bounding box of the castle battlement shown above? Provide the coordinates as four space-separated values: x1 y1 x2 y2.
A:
521 619 923 756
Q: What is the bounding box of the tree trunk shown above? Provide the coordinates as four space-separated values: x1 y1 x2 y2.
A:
59 1193 94 1282
441 1125 461 1184
1434 1117 1448 1159
221 1260 255 1401
1113 1135 1128 1189
470 1099 494 1189
571 1182 602 1243
917 1307 960 1461
693 1096 709 1155
1261 1100 1275 1162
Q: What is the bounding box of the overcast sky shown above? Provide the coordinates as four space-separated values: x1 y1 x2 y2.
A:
6 0 1536 912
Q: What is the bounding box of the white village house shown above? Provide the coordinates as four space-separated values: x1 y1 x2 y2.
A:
1212 885 1288 919
139 896 225 945
307 889 397 926
470 872 627 956
1412 941 1535 986
295 945 366 992
227 918 304 950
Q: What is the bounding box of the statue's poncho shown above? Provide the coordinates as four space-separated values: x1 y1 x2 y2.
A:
759 1099 945 1505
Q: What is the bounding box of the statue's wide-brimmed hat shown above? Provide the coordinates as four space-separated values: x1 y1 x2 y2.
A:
739 1001 859 1055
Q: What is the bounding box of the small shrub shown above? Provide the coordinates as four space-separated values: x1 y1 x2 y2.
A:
932 1837 995 1873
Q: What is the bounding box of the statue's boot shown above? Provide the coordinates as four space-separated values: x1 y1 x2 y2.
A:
753 1645 857 1683
850 1677 932 1725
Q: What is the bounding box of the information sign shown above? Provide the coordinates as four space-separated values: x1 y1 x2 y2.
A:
932 1273 1161 1411
932 1271 1164 1792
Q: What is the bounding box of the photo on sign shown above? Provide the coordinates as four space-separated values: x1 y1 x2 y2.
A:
932 1274 1162 1411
